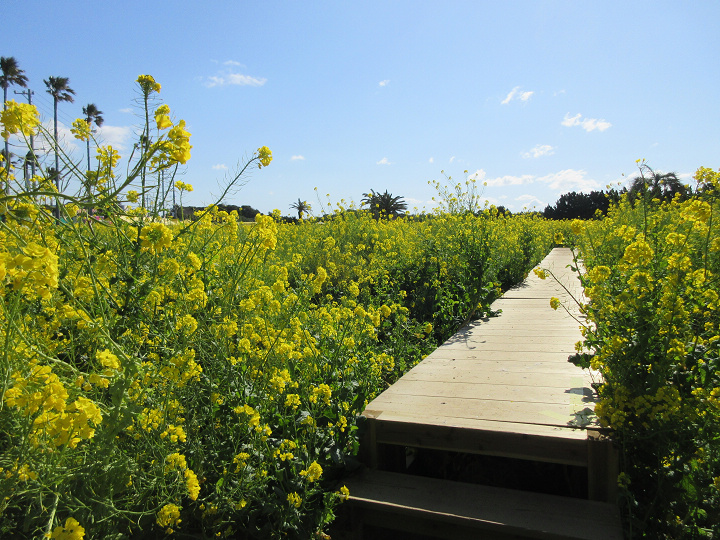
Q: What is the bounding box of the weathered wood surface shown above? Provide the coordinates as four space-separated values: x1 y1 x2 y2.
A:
345 469 623 540
363 248 600 463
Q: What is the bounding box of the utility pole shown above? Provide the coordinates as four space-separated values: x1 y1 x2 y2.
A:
15 89 36 179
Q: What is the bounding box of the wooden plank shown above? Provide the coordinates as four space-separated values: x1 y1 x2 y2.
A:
367 416 589 466
345 469 623 540
422 350 582 363
411 358 588 375
366 393 593 429
364 410 588 440
401 372 592 391
383 378 595 404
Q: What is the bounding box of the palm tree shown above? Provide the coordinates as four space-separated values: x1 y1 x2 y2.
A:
361 189 408 219
629 169 688 203
44 76 75 191
82 103 103 172
290 198 310 219
1 57 29 187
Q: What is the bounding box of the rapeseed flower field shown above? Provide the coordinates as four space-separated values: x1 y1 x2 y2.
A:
0 77 558 538
549 163 720 538
4 75 715 539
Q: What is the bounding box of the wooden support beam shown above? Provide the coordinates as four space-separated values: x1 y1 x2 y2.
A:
587 430 619 503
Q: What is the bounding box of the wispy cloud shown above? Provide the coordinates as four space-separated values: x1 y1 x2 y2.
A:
449 156 456 163
501 86 534 105
33 120 78 153
428 157 434 164
561 113 611 132
515 194 546 209
97 125 133 151
119 107 133 114
376 157 392 165
537 169 600 192
291 155 305 161
212 164 228 170
481 169 600 193
484 173 535 187
522 144 555 159
204 62 266 88
378 80 390 87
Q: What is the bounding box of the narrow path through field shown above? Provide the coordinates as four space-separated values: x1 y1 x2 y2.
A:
341 248 622 540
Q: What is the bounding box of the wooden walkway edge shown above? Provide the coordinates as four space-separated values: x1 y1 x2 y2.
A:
341 248 623 540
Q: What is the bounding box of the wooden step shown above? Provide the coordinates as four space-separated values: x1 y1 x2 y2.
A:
364 413 590 467
344 469 623 540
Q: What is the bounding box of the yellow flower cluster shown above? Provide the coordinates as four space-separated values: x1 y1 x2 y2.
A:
156 503 181 528
258 146 272 167
165 453 200 500
70 118 91 141
139 222 173 254
137 74 161 94
50 517 85 540
1 242 59 300
4 362 102 449
0 100 41 139
299 461 323 482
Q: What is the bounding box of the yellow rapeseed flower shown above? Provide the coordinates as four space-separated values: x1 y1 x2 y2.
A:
137 74 161 94
257 146 272 167
70 119 91 141
50 517 85 540
1 100 41 139
156 504 181 528
139 222 173 254
300 461 323 482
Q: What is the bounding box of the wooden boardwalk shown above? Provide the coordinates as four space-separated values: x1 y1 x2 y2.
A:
342 248 622 540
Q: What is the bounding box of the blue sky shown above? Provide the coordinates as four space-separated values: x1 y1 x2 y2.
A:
5 1 720 214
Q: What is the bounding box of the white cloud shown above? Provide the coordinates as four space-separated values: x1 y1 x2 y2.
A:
449 156 456 163
376 157 392 165
561 113 611 132
212 163 228 170
291 155 305 161
501 86 534 105
96 125 133 151
379 80 390 87
34 120 78 154
468 169 487 182
428 157 434 164
204 63 267 88
515 194 546 209
484 173 534 187
554 89 566 97
481 168 599 193
206 73 267 87
522 144 555 159
537 169 600 192
119 107 133 114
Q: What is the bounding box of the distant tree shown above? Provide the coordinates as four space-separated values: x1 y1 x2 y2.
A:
44 76 75 191
628 169 689 204
361 189 407 219
290 198 310 219
1 57 29 187
82 103 104 172
543 190 613 220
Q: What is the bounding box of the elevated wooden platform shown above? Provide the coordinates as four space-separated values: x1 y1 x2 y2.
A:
347 469 622 540
342 248 622 539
